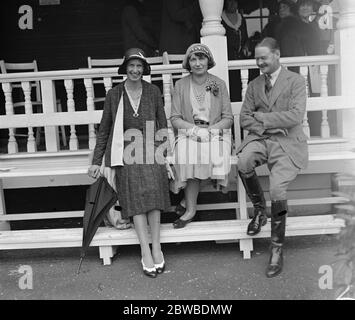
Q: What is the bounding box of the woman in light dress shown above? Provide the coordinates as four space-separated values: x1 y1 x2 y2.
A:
170 43 233 229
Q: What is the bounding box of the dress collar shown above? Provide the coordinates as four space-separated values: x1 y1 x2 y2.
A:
222 10 242 32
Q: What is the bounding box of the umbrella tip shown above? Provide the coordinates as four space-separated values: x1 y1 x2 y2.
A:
76 257 84 275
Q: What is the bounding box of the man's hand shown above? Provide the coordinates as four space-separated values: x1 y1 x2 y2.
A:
265 128 288 136
253 112 264 123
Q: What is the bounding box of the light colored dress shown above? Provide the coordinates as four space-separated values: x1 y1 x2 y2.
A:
170 80 232 193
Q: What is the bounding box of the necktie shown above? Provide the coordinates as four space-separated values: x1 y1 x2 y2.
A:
265 73 272 97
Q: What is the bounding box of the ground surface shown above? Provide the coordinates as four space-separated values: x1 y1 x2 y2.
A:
0 234 339 300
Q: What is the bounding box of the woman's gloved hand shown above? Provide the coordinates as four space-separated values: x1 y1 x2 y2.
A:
195 127 210 142
88 165 101 179
164 157 175 180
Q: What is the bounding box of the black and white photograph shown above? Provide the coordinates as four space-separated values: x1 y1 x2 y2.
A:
0 0 354 305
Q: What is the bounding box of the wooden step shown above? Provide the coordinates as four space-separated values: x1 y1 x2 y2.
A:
0 215 344 250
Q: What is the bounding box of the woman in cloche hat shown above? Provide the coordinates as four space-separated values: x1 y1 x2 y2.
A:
169 43 234 229
88 48 171 278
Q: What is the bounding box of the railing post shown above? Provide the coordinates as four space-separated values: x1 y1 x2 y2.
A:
2 83 18 154
162 73 175 153
22 81 37 152
320 65 330 138
40 79 60 152
64 79 79 150
300 66 310 138
335 0 355 149
103 77 113 93
84 78 97 150
240 69 249 100
199 0 229 87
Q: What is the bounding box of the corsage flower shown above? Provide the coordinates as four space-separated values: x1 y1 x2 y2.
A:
206 79 219 96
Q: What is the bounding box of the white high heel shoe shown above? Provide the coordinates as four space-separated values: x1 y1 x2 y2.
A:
154 252 165 274
141 259 157 278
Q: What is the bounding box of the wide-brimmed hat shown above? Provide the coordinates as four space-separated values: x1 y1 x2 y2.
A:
117 48 151 75
182 43 216 71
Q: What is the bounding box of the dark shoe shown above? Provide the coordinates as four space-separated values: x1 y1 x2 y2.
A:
173 217 193 229
247 210 267 236
175 203 186 216
266 246 283 278
141 259 157 278
154 252 165 274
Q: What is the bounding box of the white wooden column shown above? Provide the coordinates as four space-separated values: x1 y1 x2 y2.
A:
41 79 60 152
335 0 355 150
198 0 252 257
199 0 229 87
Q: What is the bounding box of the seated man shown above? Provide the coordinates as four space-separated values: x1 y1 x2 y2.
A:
236 37 308 278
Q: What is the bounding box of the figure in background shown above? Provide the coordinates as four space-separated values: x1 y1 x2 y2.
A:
159 0 202 54
222 0 248 102
262 0 296 41
262 0 320 59
169 44 233 229
121 0 158 57
236 37 308 277
296 0 321 56
88 48 171 278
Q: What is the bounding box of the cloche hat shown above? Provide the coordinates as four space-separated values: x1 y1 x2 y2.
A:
182 43 216 71
117 48 151 75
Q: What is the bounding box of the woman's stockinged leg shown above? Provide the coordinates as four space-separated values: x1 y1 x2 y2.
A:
133 214 154 268
147 209 163 264
180 178 200 221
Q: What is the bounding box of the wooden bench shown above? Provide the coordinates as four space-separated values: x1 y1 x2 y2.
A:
0 216 344 265
0 96 353 265
0 62 354 265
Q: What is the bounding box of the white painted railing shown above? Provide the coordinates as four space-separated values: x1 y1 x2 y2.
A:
0 55 353 156
0 65 182 154
228 55 344 144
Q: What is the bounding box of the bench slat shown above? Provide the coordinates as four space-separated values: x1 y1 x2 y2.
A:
0 197 348 222
0 215 344 250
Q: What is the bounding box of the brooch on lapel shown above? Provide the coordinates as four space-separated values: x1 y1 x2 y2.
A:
206 79 219 97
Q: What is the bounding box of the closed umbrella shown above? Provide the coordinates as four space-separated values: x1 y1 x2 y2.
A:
77 176 118 274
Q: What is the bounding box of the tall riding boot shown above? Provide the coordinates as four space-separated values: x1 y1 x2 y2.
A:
266 200 287 278
239 171 267 235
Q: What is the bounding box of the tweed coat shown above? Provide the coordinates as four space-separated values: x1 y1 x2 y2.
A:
236 67 308 169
